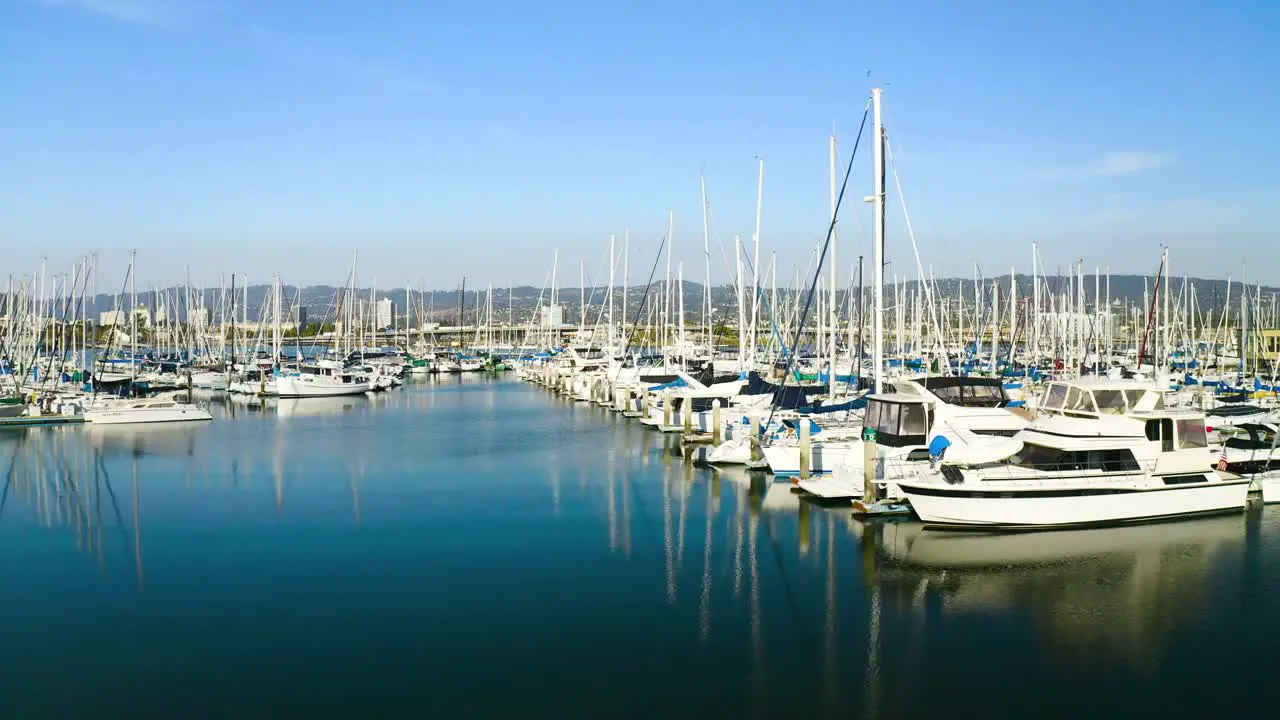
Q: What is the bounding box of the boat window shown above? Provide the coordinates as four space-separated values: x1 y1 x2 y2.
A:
1011 443 1068 471
876 403 900 437
864 401 881 431
932 385 961 404
1176 418 1208 449
968 384 1004 404
1065 387 1097 415
1093 389 1128 414
900 404 929 435
1150 393 1164 410
1145 418 1175 451
1124 389 1144 409
1043 383 1067 411
1010 444 1139 473
1096 449 1142 472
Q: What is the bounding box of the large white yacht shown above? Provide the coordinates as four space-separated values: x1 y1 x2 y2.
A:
768 376 1029 478
276 358 371 398
83 396 213 424
895 378 1251 529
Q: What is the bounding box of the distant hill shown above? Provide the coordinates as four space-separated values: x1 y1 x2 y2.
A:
69 274 1277 326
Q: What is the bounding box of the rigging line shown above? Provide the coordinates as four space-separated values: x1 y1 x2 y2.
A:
609 233 670 387
96 452 133 554
763 97 872 437
91 259 135 401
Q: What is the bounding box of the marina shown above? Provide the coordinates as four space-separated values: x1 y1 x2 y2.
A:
5 0 1278 715
1 376 1278 717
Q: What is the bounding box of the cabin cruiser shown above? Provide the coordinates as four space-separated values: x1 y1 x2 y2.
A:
83 395 213 424
276 358 371 398
1215 422 1280 504
767 376 1028 478
895 378 1251 529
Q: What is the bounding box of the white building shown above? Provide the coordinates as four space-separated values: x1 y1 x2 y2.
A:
131 307 152 328
99 309 126 326
540 304 565 328
375 298 395 329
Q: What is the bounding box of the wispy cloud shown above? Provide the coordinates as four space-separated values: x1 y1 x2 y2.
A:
34 0 211 27
1089 151 1174 177
244 24 438 96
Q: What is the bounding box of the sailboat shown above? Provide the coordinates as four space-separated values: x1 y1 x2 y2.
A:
84 253 213 425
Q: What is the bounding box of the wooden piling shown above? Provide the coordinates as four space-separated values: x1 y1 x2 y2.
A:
799 418 811 480
863 431 879 501
711 399 722 445
749 414 762 462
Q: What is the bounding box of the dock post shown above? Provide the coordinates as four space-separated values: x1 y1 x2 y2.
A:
799 418 811 480
863 432 879 501
749 414 762 462
682 394 693 432
662 390 672 427
712 400 722 444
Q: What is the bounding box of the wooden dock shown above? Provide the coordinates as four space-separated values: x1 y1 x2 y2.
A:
0 415 85 429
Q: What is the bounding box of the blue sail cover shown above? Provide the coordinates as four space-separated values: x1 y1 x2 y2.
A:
647 377 688 392
798 395 868 415
741 372 826 409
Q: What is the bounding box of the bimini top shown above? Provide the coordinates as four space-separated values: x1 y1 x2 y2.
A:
917 376 1009 408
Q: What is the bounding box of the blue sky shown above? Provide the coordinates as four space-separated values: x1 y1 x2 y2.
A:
2 0 1278 290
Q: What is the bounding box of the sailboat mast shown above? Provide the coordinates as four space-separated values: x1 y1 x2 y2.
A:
871 88 886 394
752 158 763 372
828 132 838 397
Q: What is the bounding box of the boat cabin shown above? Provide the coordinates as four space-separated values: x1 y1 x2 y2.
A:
919 376 1010 408
864 394 932 448
1037 378 1164 417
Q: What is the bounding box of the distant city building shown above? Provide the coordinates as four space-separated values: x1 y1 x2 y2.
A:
99 309 125 326
375 298 395 329
540 304 564 328
131 307 151 328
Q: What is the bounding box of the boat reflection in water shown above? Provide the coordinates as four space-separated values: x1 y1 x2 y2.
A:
869 513 1252 673
275 395 369 419
87 421 207 458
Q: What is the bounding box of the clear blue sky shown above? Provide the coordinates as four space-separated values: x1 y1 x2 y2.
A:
2 0 1278 290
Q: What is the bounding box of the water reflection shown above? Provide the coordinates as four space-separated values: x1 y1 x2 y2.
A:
0 377 1273 718
0 428 143 585
870 514 1250 674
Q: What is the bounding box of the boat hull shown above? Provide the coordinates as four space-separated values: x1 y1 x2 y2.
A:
84 406 212 424
899 477 1252 529
276 375 370 398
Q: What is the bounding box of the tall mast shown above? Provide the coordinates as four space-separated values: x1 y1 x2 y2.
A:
664 210 674 369
872 87 886 394
616 229 622 340
608 234 616 348
751 157 764 370
130 249 137 388
735 234 745 370
828 132 838 397
700 173 711 354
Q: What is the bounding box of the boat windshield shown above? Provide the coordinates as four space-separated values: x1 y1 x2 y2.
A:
1010 443 1141 472
1093 389 1128 414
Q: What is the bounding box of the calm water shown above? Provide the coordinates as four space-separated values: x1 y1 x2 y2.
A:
2 376 1279 718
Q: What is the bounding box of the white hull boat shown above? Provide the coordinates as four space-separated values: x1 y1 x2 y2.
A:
84 398 213 425
898 377 1252 529
901 476 1251 529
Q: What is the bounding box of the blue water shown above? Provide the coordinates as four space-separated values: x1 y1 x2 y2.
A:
1 376 1278 718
